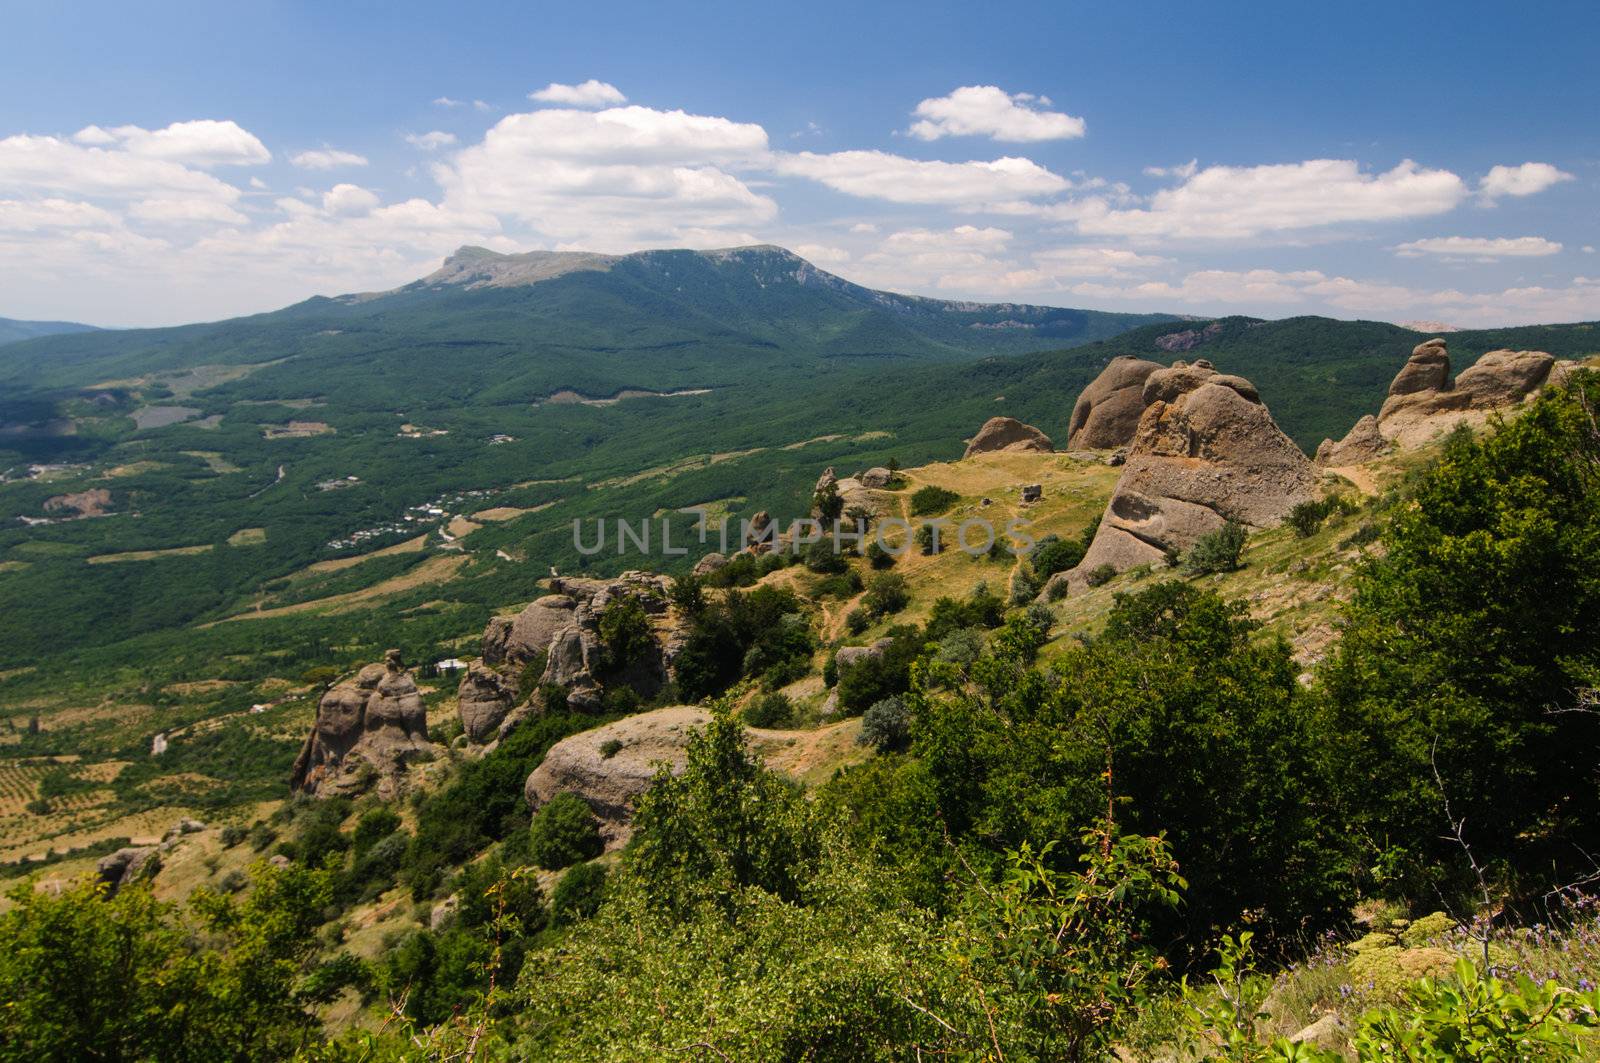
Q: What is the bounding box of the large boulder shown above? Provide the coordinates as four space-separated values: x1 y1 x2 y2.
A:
1065 357 1163 449
525 706 709 848
290 650 437 797
1315 414 1389 467
97 845 161 891
1377 339 1557 448
456 662 516 743
859 466 894 489
1061 363 1317 593
963 416 1054 458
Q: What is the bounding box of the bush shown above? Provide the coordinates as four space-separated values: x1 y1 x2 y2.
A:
599 738 623 759
1286 497 1338 538
858 696 911 752
745 691 794 729
1009 564 1040 605
836 626 923 714
528 793 604 870
351 806 401 859
598 597 654 672
915 524 943 556
862 572 909 617
845 608 871 635
1029 535 1086 579
1085 563 1117 588
219 824 247 848
909 485 959 516
865 540 895 569
803 538 847 574
1183 522 1247 575
550 861 608 926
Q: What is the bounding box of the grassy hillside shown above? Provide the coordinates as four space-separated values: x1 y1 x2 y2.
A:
0 316 99 347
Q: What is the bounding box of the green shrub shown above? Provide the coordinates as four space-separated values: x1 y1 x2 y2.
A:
1085 563 1117 587
1029 535 1086 579
915 524 943 556
858 696 911 752
845 608 871 635
745 691 794 729
550 861 608 926
910 485 959 516
598 597 653 671
219 824 247 848
1183 522 1247 575
866 540 895 569
528 793 604 870
803 538 847 574
863 572 909 617
1287 497 1334 538
599 738 623 759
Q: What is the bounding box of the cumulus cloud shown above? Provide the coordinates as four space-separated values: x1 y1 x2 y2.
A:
907 86 1085 142
1031 246 1170 278
290 148 369 170
0 133 246 204
322 183 381 216
1059 159 1468 239
434 104 775 247
774 150 1070 207
530 80 628 108
793 242 850 265
1478 162 1574 202
1394 235 1562 259
129 198 249 224
72 119 270 167
405 130 458 151
0 197 120 231
1143 159 1198 179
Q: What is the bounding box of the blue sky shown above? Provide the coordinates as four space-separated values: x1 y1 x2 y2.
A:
1 0 1596 327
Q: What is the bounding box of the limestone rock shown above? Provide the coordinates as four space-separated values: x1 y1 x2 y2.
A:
97 846 161 891
1061 368 1316 594
859 466 894 488
1153 321 1224 353
691 551 729 577
1315 414 1389 467
290 650 437 798
963 416 1054 458
1066 357 1162 449
457 662 516 743
525 706 709 848
1377 339 1556 448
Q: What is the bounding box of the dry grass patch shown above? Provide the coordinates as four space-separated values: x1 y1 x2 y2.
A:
227 527 267 546
87 544 213 564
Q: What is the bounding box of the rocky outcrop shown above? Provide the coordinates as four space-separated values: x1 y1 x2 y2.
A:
482 594 577 667
525 706 709 848
459 572 679 733
456 663 516 743
291 650 437 797
1154 321 1224 353
691 551 729 577
1065 357 1163 450
1058 362 1317 593
1376 339 1558 448
97 845 161 891
963 417 1054 458
859 466 894 488
1315 414 1389 467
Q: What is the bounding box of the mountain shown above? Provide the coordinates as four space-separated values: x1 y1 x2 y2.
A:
0 245 1174 398
0 316 99 347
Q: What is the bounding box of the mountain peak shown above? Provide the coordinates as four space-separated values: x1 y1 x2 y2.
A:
420 246 621 290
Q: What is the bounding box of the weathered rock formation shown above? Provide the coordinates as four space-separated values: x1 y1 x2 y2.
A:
456 662 516 743
1375 339 1558 448
1154 321 1224 353
691 551 728 577
1065 357 1163 450
525 706 710 848
97 845 161 891
1315 414 1389 467
290 650 437 797
963 416 1054 458
859 466 894 488
1050 361 1317 596
460 572 682 736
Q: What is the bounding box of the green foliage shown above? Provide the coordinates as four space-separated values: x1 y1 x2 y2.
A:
597 596 653 672
350 805 400 858
744 690 795 728
672 585 813 703
803 537 847 573
1185 521 1249 574
835 626 924 714
862 571 909 617
1085 562 1117 587
0 863 334 1061
550 861 608 926
866 539 895 569
1319 377 1600 897
528 792 604 870
924 584 1005 641
1030 534 1087 579
859 696 911 752
909 484 960 516
845 607 871 634
598 737 623 759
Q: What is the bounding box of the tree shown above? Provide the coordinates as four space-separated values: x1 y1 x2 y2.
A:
528 792 604 870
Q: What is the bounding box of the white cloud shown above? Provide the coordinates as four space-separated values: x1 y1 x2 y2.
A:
405 130 458 151
473 100 492 112
1031 246 1170 278
291 148 369 170
1394 235 1562 259
1143 159 1197 179
530 80 627 108
0 198 119 231
434 104 775 247
849 222 879 234
1060 159 1467 239
322 183 381 216
248 177 268 190
129 198 249 224
1585 245 1597 254
907 86 1085 142
0 133 245 205
434 97 465 108
881 225 1012 253
774 150 1069 207
1478 162 1574 202
72 120 270 167
793 242 850 265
